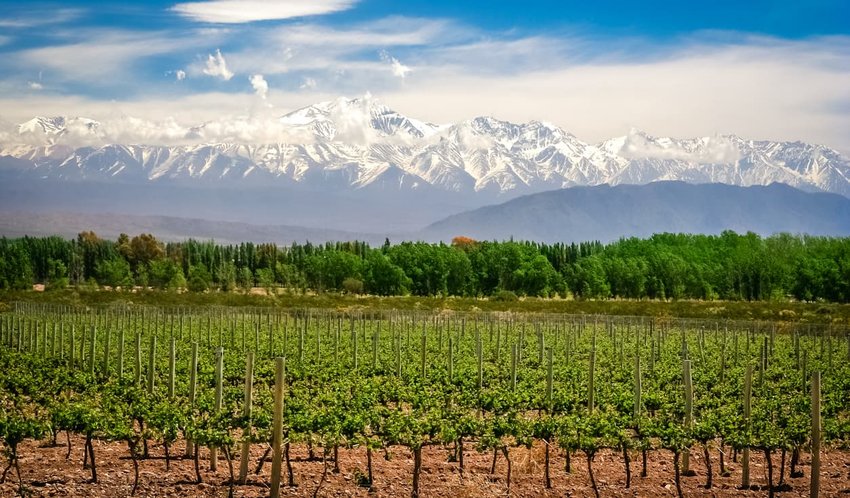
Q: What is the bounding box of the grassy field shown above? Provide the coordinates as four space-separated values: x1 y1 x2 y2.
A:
2 288 849 323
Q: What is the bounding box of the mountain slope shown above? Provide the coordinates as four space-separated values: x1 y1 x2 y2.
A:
420 182 850 243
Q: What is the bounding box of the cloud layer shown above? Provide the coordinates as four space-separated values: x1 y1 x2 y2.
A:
0 10 848 154
171 0 357 23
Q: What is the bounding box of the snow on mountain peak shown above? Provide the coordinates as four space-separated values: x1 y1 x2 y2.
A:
18 116 100 137
279 95 440 143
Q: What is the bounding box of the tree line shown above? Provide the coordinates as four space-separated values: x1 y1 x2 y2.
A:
1 231 849 302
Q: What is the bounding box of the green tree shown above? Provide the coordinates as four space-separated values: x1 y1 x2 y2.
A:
364 252 410 296
148 259 186 290
96 258 133 288
187 264 212 292
45 258 69 290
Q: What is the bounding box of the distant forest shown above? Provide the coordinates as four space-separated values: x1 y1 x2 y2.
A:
1 231 849 302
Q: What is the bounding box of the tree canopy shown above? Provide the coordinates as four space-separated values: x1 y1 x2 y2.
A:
1 231 849 302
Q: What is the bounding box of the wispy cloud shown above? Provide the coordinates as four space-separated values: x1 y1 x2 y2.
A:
270 17 453 48
0 8 83 29
16 30 200 81
222 18 456 83
170 0 357 24
203 49 234 80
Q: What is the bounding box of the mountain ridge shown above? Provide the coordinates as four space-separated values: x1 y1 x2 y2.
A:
2 95 849 198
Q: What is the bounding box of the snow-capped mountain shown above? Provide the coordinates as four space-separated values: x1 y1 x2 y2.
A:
17 116 103 141
2 95 849 198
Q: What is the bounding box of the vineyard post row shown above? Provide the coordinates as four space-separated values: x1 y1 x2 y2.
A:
1 301 846 497
2 302 848 399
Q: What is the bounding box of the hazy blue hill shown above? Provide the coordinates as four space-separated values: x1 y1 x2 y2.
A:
420 182 850 243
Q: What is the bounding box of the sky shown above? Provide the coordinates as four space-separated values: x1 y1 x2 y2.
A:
1 0 849 152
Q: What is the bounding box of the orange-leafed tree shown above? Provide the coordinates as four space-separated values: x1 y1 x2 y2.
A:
451 236 478 250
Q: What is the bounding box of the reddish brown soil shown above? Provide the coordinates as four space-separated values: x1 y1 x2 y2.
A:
2 436 849 497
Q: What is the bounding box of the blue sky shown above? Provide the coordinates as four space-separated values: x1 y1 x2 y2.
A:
1 0 849 151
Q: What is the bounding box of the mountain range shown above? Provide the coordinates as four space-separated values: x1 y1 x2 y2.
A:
2 95 849 238
2 95 849 198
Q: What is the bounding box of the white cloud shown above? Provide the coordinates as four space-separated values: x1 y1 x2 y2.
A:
176 69 187 81
379 50 411 79
249 73 268 98
171 0 357 24
203 49 234 80
300 77 317 90
616 129 742 164
27 81 43 91
377 35 850 154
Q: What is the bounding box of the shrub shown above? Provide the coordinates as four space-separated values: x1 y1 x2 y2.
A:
491 290 518 302
343 277 364 295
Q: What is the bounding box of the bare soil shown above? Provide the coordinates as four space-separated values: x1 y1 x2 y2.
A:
2 436 849 497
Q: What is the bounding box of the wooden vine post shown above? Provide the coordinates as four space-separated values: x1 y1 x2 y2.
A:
682 359 694 474
147 336 156 394
477 333 484 390
239 351 255 484
210 347 224 470
811 371 821 498
352 323 358 370
634 354 641 418
103 325 111 377
117 325 125 379
396 334 402 377
185 342 198 458
545 348 553 410
420 330 427 377
448 336 454 381
59 323 65 361
510 343 518 391
742 364 753 488
70 325 76 369
270 357 286 498
588 348 596 412
168 338 176 398
88 326 97 376
134 332 142 386
372 327 379 370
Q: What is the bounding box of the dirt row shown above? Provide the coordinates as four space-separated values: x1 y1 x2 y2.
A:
2 435 849 497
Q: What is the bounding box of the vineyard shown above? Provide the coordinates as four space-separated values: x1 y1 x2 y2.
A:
1 303 849 497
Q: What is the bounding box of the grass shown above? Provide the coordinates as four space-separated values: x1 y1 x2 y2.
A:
1 288 849 324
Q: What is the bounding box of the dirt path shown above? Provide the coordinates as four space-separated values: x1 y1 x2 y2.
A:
2 436 849 497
